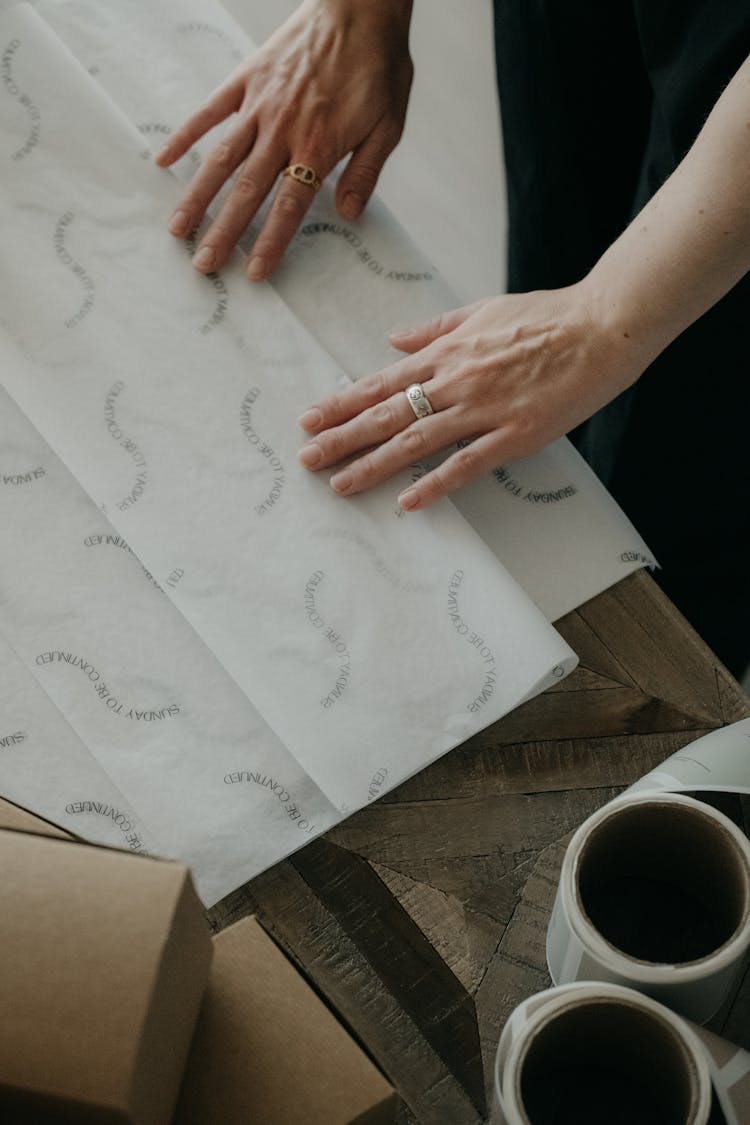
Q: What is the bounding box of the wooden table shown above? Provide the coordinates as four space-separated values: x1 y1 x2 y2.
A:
208 571 750 1124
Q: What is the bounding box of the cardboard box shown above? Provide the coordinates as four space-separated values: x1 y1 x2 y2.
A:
0 794 72 839
174 917 399 1125
0 829 212 1124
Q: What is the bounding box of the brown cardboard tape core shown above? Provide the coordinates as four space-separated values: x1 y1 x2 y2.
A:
517 998 702 1125
576 800 750 963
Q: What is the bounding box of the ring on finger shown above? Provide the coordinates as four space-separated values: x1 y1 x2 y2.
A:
405 383 435 420
283 163 322 191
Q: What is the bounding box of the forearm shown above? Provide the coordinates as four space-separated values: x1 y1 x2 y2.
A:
584 54 750 369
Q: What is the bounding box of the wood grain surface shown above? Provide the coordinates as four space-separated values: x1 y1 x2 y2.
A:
208 571 750 1124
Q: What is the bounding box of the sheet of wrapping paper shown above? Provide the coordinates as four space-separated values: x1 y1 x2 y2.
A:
29 0 656 622
0 385 340 905
0 3 574 856
492 982 750 1125
0 627 157 856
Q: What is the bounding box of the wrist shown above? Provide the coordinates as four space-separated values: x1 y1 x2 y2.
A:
577 258 675 387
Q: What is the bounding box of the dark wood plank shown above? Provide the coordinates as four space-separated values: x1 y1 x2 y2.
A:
290 838 486 1114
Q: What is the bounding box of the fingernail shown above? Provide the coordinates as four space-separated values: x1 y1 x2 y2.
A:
155 144 171 164
299 408 322 430
388 325 416 339
341 192 364 220
168 209 191 237
398 488 420 511
193 246 216 271
299 442 322 469
247 256 266 281
330 469 354 495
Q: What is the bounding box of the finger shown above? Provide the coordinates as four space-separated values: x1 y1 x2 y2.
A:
155 80 243 167
300 381 450 470
245 157 332 281
298 354 437 435
397 432 509 511
192 140 291 273
388 303 481 353
168 120 264 248
326 409 469 498
335 119 402 221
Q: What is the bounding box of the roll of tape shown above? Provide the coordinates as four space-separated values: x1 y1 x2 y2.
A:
627 717 750 799
491 982 750 1125
546 719 750 1023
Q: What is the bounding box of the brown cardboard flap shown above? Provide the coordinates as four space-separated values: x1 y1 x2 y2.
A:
174 916 398 1125
0 795 72 838
130 873 213 1125
0 829 212 1124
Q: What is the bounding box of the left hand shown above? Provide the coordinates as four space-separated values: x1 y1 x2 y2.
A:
298 282 650 510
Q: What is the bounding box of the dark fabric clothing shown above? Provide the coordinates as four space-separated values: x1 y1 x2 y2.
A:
492 0 750 677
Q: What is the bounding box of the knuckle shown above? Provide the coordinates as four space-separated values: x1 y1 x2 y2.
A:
371 401 395 429
177 188 206 214
275 193 306 222
399 426 427 457
205 221 230 243
300 123 335 166
210 141 234 167
318 428 343 461
353 451 375 484
331 391 353 423
361 371 389 402
433 313 451 337
463 331 484 360
233 172 261 199
427 467 449 500
453 446 480 476
308 94 335 119
273 99 298 129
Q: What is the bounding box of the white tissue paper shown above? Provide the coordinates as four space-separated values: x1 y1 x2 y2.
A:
33 0 655 619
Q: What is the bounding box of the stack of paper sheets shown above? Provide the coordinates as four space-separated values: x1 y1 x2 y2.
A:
0 0 651 905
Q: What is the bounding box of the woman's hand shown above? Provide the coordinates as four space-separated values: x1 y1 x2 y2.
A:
156 0 413 280
312 45 750 513
298 282 654 510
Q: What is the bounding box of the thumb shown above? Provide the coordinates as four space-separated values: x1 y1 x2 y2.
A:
388 303 480 353
335 119 402 221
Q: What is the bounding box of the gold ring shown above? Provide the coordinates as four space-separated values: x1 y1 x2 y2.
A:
283 163 322 191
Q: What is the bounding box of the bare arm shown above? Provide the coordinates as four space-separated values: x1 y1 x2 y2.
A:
587 53 750 371
298 53 750 510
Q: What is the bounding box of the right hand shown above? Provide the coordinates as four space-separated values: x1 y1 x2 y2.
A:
155 0 414 281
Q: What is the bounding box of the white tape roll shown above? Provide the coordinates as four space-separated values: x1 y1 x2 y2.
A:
627 718 750 799
491 982 750 1125
546 719 750 1024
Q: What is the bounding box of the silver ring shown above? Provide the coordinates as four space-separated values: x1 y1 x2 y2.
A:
405 383 434 420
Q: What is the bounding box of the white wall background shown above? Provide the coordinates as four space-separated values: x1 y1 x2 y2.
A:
224 0 507 303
